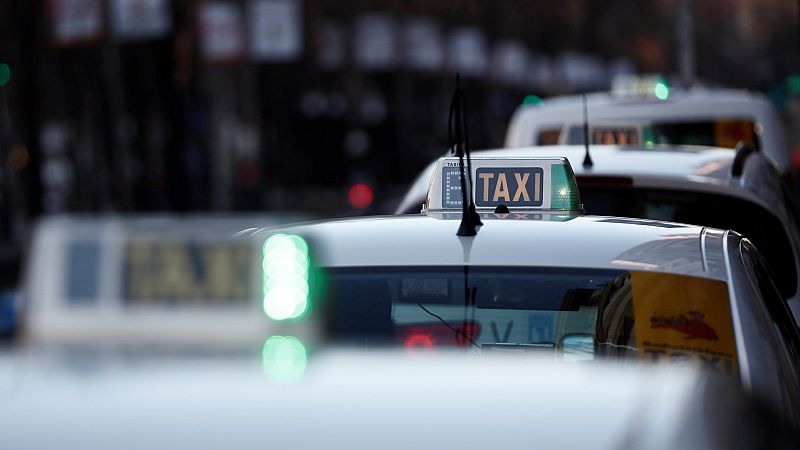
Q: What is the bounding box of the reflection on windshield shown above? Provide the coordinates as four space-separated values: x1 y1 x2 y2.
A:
323 266 738 378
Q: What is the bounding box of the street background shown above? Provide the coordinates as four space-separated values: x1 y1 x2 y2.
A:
1 0 800 279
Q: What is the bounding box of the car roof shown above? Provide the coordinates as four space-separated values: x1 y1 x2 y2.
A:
395 145 774 215
258 214 730 282
0 350 727 450
504 88 788 170
481 144 736 180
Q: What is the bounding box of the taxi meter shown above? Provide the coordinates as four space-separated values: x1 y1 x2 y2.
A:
424 157 582 213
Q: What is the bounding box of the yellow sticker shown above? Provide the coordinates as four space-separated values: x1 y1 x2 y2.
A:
631 272 738 379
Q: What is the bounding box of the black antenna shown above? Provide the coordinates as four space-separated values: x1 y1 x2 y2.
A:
582 94 593 169
448 74 482 236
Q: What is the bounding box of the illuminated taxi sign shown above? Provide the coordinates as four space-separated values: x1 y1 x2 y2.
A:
563 125 641 146
124 239 255 304
427 157 581 212
475 167 543 208
611 74 670 100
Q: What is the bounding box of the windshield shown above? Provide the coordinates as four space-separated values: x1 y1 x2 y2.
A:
580 187 796 298
324 266 738 378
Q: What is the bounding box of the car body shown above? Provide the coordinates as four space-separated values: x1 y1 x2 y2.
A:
395 145 800 323
255 156 800 426
504 88 791 173
0 349 792 450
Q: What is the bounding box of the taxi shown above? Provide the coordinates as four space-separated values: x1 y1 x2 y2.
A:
505 81 791 174
251 156 800 427
395 144 800 323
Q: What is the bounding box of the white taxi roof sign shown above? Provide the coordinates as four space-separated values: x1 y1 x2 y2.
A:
424 156 582 213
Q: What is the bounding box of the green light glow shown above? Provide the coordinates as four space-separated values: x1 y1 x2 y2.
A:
654 81 669 100
263 234 310 321
0 64 10 87
262 335 308 382
786 75 800 96
522 94 544 106
550 164 581 211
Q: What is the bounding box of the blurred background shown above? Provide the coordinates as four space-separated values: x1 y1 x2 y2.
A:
1 0 800 277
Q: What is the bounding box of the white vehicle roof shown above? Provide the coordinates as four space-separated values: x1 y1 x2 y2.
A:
504 89 789 171
257 214 728 282
0 350 758 450
396 145 776 215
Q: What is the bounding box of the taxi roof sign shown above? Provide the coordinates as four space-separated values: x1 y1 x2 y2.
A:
424 156 582 213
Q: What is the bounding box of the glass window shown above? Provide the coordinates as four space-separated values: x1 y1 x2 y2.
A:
580 187 797 299
323 266 739 378
651 119 758 150
65 240 101 303
535 128 561 145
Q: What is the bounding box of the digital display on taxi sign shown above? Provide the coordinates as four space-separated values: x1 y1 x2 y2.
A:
441 166 467 209
123 240 254 304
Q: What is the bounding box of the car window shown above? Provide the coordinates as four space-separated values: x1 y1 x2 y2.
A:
651 119 758 150
580 187 797 299
324 266 739 378
535 128 561 145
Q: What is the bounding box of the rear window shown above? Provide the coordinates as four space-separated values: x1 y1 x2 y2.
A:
324 266 739 378
580 187 796 298
540 119 758 149
535 128 561 145
652 120 758 150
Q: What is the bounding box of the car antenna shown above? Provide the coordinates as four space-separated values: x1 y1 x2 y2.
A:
582 93 593 169
449 73 482 236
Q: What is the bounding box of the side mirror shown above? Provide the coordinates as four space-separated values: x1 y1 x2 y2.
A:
561 334 594 361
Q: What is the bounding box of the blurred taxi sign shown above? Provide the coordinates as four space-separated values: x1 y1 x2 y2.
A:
425 157 581 212
23 214 310 348
561 123 642 146
124 239 253 304
611 74 670 100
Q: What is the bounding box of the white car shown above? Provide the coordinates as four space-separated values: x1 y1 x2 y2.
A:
0 350 792 449
395 145 800 323
504 88 791 173
254 156 800 426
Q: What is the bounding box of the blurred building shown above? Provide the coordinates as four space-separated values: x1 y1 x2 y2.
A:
0 0 798 241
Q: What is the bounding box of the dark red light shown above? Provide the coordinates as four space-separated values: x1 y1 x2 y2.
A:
404 333 435 349
348 183 374 209
398 322 480 348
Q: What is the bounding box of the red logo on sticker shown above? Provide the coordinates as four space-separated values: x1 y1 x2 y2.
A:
650 310 719 340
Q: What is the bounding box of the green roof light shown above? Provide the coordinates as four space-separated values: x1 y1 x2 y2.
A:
786 75 800 96
262 335 308 382
0 64 10 87
263 234 310 321
654 80 669 100
550 164 581 211
522 94 544 106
